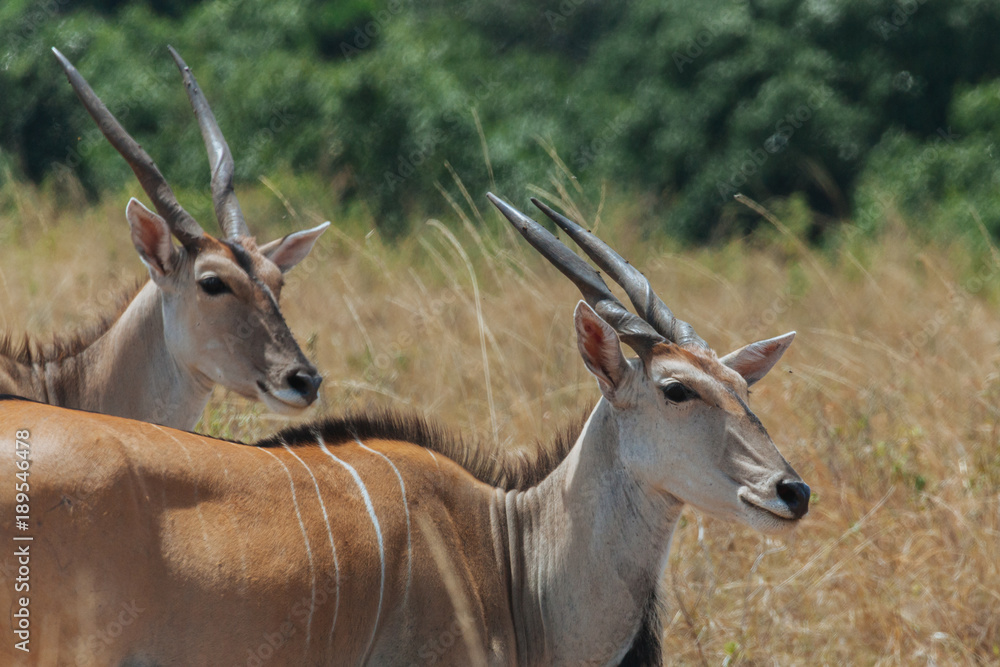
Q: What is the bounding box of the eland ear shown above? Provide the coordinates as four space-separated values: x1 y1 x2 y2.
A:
574 301 629 400
260 222 330 273
720 331 795 386
126 198 178 280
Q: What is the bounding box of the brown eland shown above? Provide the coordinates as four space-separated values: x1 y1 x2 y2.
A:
0 48 327 430
0 195 808 665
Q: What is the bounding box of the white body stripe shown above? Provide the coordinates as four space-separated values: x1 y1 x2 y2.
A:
317 437 385 662
283 444 341 651
260 447 316 652
357 440 412 605
427 449 442 472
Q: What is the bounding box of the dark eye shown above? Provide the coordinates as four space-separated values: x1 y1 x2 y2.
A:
662 382 696 404
198 276 230 296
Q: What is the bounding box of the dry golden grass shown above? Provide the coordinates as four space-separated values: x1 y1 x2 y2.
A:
2 180 999 664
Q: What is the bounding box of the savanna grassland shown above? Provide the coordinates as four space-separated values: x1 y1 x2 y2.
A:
1 178 998 665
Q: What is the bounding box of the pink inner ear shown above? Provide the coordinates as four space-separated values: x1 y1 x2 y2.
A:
129 209 173 275
135 217 160 254
582 320 606 361
722 332 795 385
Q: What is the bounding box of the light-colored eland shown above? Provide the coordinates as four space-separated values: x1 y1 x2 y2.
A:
0 48 328 429
0 195 809 665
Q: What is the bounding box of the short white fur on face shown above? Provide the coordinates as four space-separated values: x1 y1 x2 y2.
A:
128 202 327 419
573 304 802 533
161 249 304 410
40 48 325 431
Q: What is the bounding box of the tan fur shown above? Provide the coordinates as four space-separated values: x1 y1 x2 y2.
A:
0 313 805 665
0 400 514 666
0 282 142 367
0 218 322 430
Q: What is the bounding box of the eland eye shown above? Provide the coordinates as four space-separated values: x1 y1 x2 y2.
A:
198 276 230 296
662 381 696 404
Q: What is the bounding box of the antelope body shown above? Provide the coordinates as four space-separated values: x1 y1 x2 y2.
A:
0 48 327 429
0 197 808 665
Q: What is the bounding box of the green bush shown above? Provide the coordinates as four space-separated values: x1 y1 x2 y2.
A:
856 80 1000 240
2 0 1000 241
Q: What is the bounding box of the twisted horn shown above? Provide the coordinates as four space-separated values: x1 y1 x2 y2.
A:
531 198 708 349
487 193 664 350
52 48 204 246
168 46 250 240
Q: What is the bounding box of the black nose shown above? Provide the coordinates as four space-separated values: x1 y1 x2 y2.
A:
286 367 322 404
776 480 811 519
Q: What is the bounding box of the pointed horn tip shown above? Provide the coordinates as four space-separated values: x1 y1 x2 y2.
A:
530 196 587 235
167 45 190 72
485 192 517 216
487 195 541 234
530 197 561 223
51 47 72 69
529 197 557 217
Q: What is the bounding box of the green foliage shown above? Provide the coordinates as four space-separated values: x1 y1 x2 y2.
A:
855 80 1000 240
2 0 1000 240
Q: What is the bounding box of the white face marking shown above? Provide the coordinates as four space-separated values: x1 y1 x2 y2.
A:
259 447 316 652
317 437 385 662
356 440 412 607
283 444 340 651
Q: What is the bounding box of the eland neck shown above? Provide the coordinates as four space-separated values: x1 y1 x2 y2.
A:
39 282 213 429
502 398 684 665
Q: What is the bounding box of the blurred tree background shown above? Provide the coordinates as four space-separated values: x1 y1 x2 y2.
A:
2 0 1000 241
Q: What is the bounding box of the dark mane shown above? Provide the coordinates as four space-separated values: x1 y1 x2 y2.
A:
0 281 144 366
254 408 587 491
619 587 664 666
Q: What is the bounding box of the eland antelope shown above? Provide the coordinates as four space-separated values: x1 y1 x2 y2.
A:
0 196 808 665
0 49 328 430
